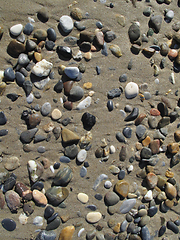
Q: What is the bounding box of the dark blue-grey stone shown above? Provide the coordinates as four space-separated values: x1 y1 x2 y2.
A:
18 53 30 66
124 108 139 121
116 132 126 143
167 221 179 234
45 41 55 51
57 46 72 59
64 36 78 46
34 135 46 143
143 7 151 17
174 219 180 226
23 23 34 35
0 112 7 125
158 225 166 237
15 72 25 86
53 162 60 169
46 216 60 231
26 39 37 52
138 204 145 210
60 156 71 163
148 206 157 217
107 88 121 99
141 226 151 240
140 147 152 159
118 170 125 180
20 128 38 144
23 80 33 96
74 21 86 31
0 129 8 136
119 73 127 82
74 72 82 82
107 100 113 111
101 42 108 56
123 127 132 138
44 206 54 219
4 176 16 191
104 30 116 42
47 28 56 42
81 112 96 130
136 125 146 139
6 93 18 102
19 67 28 77
47 213 58 223
4 67 15 81
149 15 162 33
32 181 44 191
96 66 101 75
80 166 87 178
1 218 16 231
128 23 140 43
96 21 103 29
64 144 78 159
35 230 56 240
95 193 103 200
37 146 46 153
54 80 63 93
134 217 141 224
127 222 136 233
120 220 128 232
86 204 97 211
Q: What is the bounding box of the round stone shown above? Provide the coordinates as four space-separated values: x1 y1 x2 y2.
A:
118 170 126 180
37 8 49 22
59 15 73 33
123 127 132 138
140 147 152 159
119 73 127 82
0 112 7 125
148 206 158 217
109 44 122 57
41 102 51 116
32 190 47 206
86 212 102 223
77 193 89 203
165 182 177 199
104 180 112 189
51 109 62 120
149 15 162 33
125 82 139 99
1 218 16 231
69 86 84 101
33 29 47 41
104 192 120 206
53 166 72 186
10 24 23 36
64 144 78 159
165 10 174 21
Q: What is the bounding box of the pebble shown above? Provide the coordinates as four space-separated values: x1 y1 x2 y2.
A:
35 230 56 240
107 88 122 99
136 125 146 140
4 67 15 81
119 145 127 161
60 156 70 163
46 186 69 206
59 15 73 33
61 127 80 143
119 73 127 82
119 199 136 214
141 226 151 240
149 15 162 33
18 53 30 66
51 109 62 120
125 108 139 121
64 67 79 79
81 112 96 130
144 190 153 201
141 147 152 159
109 44 122 57
59 226 75 240
148 206 158 217
107 100 113 111
80 166 87 177
20 127 38 144
7 39 25 58
115 180 129 198
123 127 132 138
23 23 34 35
93 174 108 191
104 191 120 206
41 102 51 116
77 149 87 163
77 193 89 203
125 82 139 99
23 201 35 216
53 166 72 186
4 156 20 171
37 8 49 22
167 221 179 234
5 190 21 212
33 216 43 226
32 59 53 77
104 180 112 189
116 132 126 143
104 31 116 42
128 23 140 42
64 144 78 159
32 181 44 191
165 10 174 22
0 129 8 136
32 190 47 206
10 23 23 36
86 212 102 223
69 86 84 101
33 29 47 41
1 218 16 231
76 96 91 110
165 182 177 199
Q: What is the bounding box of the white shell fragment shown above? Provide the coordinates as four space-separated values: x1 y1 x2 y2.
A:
76 96 92 110
32 59 53 77
77 149 87 163
144 190 153 201
19 213 28 225
78 228 85 237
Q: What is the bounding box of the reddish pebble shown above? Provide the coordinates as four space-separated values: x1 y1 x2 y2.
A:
146 172 158 189
64 101 73 110
135 113 146 126
150 108 160 116
0 189 5 209
168 49 178 60
149 139 160 154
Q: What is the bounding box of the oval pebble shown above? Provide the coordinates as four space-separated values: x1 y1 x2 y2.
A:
118 170 126 180
77 193 89 203
125 82 139 99
77 149 87 163
1 218 16 231
123 127 132 138
86 204 97 211
86 212 102 223
80 166 87 178
158 225 166 237
59 15 73 33
60 156 71 163
35 230 56 240
15 72 25 86
167 221 179 234
23 23 34 35
107 100 113 111
47 28 56 42
41 102 51 116
44 206 54 219
120 199 136 214
10 23 23 36
141 226 151 240
4 67 15 81
104 180 112 189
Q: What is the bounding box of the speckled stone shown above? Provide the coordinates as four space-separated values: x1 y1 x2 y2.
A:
114 180 129 198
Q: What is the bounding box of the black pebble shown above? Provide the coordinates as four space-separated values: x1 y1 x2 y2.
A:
95 193 103 200
45 40 55 51
148 206 158 217
4 176 16 191
81 112 96 130
84 161 89 168
0 111 7 125
47 28 56 42
174 219 180 226
138 204 146 210
57 46 72 60
129 156 135 163
118 170 125 180
31 181 44 191
96 66 101 75
47 213 58 223
6 93 19 102
44 206 54 219
1 218 16 231
15 72 25 86
61 117 71 126
167 221 179 234
107 100 113 111
123 127 132 138
4 67 15 81
0 129 8 136
53 162 60 169
158 225 166 237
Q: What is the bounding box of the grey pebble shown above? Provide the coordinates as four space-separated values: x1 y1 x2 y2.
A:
47 28 56 42
96 65 101 75
148 206 158 217
64 144 78 159
116 132 126 143
101 42 108 56
18 53 30 66
95 193 103 200
139 216 150 227
144 92 151 100
1 218 16 232
123 127 132 138
119 73 127 82
35 230 56 240
41 102 51 116
119 199 136 214
0 129 8 136
118 170 125 180
86 230 96 240
96 21 103 29
140 147 152 159
45 41 55 51
120 220 128 232
74 21 86 31
158 225 166 237
59 156 70 163
23 80 33 96
128 58 133 70
107 88 121 99
153 129 166 140
46 217 60 231
34 135 46 143
4 67 15 81
20 128 38 144
128 23 140 42
37 146 46 153
143 7 151 17
69 86 84 101
86 204 97 211
167 221 179 234
149 15 162 33
23 23 34 35
15 72 25 86
124 105 132 112
148 116 158 129
80 166 87 178
124 108 139 122
26 39 37 52
136 125 146 139
104 192 120 206
104 30 116 42
141 226 151 240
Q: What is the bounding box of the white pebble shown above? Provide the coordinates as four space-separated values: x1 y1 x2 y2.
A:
78 228 85 237
77 149 87 163
10 24 23 36
104 180 112 189
33 216 44 226
144 190 153 201
50 165 55 173
59 15 73 33
88 90 95 96
19 213 28 225
51 109 62 120
60 97 63 104
119 109 126 118
28 17 35 23
127 165 133 172
169 72 175 84
154 78 159 84
26 93 34 104
32 59 53 77
109 145 116 154
86 212 102 223
77 193 89 203
76 96 92 110
125 82 139 99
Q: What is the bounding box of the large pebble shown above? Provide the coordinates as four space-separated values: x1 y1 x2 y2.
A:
33 190 47 206
86 212 102 223
4 156 20 171
64 144 78 159
167 221 179 234
46 217 60 231
0 111 7 125
77 149 87 163
32 59 53 77
7 39 25 58
1 218 16 231
5 190 21 212
23 23 34 35
125 82 139 99
128 23 140 42
53 166 72 186
149 15 162 33
61 127 80 143
115 180 129 198
76 96 91 110
77 193 89 203
120 199 136 214
124 108 139 121
109 44 122 57
69 86 84 101
4 67 15 81
59 15 73 33
165 182 177 199
59 226 75 240
81 112 96 130
41 102 51 116
10 23 23 36
141 226 151 240
35 230 56 240
33 29 47 41
46 186 69 206
104 192 120 206
20 128 38 144
64 67 79 79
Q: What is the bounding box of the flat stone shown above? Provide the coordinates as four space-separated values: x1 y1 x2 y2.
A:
20 128 38 144
10 23 23 36
115 180 129 198
61 127 80 143
104 30 116 42
7 39 25 58
119 73 127 82
116 132 126 143
149 140 160 154
33 190 47 206
59 15 73 33
104 192 120 206
119 199 136 214
41 102 51 116
128 23 140 42
171 153 180 166
64 67 79 79
167 142 179 154
4 156 20 171
123 127 132 138
109 44 122 57
148 116 157 129
33 29 47 41
86 212 102 224
37 8 49 22
5 190 21 212
141 147 152 159
77 193 89 204
135 113 146 126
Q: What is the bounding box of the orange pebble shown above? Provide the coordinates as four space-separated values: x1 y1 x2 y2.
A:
150 108 160 116
142 136 151 147
168 49 178 60
83 82 92 89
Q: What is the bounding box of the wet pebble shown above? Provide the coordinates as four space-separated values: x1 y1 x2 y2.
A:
1 218 16 231
47 28 56 42
148 206 158 217
59 15 73 33
107 100 113 111
167 221 179 234
23 23 34 35
125 107 139 121
123 127 132 138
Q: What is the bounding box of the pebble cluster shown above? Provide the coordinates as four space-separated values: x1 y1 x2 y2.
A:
0 0 180 240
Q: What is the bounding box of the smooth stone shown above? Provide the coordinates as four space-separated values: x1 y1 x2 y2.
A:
26 93 34 103
119 145 127 162
37 146 45 153
32 59 53 77
120 199 136 214
47 28 56 42
148 116 157 129
157 117 170 128
167 142 179 154
32 181 44 191
124 108 139 121
116 132 126 143
57 46 72 59
109 44 122 57
86 212 102 223
86 205 97 211
4 156 20 171
165 10 174 21
115 180 129 198
143 7 151 17
0 112 7 125
123 127 132 138
64 144 78 159
149 15 162 33
4 176 16 191
28 113 41 128
136 125 146 139
144 190 153 201
165 182 177 199
77 149 87 163
93 174 108 191
109 165 120 174
141 147 152 159
174 220 180 226
20 128 38 144
64 67 79 79
10 23 23 36
107 88 121 99
23 80 32 96
69 86 84 101
45 41 55 51
74 21 86 31
148 206 158 217
158 225 166 237
51 109 62 120
119 73 127 82
77 193 89 204
33 216 43 227
18 53 30 66
141 226 151 240
35 230 56 240
60 156 70 163
46 186 69 206
54 80 63 93
1 218 16 231
26 39 37 52
34 29 47 41
61 127 80 143
76 96 91 110
23 23 33 35
5 190 21 212
118 170 125 180
95 193 103 201
53 166 72 186
139 216 150 227
146 172 158 188
59 15 73 33
120 220 128 232
125 82 139 99
81 112 96 130
128 23 140 42
157 102 168 117
0 129 8 136
80 166 87 178
104 30 116 42
4 67 15 81
101 42 108 56
107 100 113 111
58 226 75 240
46 217 60 231
41 102 51 116
167 221 179 234
104 192 120 206
33 190 47 206
171 153 180 166
104 180 112 189
7 39 25 58
44 206 54 219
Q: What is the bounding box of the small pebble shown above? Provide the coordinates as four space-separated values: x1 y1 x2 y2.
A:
1 218 16 231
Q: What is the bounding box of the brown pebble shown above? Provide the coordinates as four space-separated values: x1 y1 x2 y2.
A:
32 189 47 206
28 113 41 128
176 49 180 64
41 157 51 169
64 101 73 110
167 143 179 154
4 156 20 171
60 214 70 223
58 64 66 75
168 49 178 60
42 122 55 132
161 96 172 109
59 225 75 240
95 30 104 46
142 136 151 147
23 201 35 216
134 113 146 126
0 189 5 209
15 182 32 201
149 139 160 154
119 145 126 161
174 130 180 142
83 82 92 89
84 52 92 61
165 169 174 178
146 172 158 189
165 199 174 208
114 180 129 198
112 223 121 233
63 81 73 95
150 108 160 116
70 7 82 21
7 39 25 58
165 182 177 199
5 190 21 212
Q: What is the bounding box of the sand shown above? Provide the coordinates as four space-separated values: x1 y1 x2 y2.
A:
0 0 180 239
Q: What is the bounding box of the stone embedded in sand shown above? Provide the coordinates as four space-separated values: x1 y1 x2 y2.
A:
70 7 82 21
4 156 20 171
167 142 179 154
59 15 73 33
109 44 122 57
32 190 47 206
46 186 69 206
128 23 140 42
77 193 89 204
59 226 75 240
86 212 102 223
125 82 139 99
174 130 180 142
61 127 80 143
53 166 72 186
104 192 120 206
114 180 129 198
32 59 53 77
165 182 177 200
146 172 158 189
10 23 23 36
149 15 162 33
33 29 47 41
